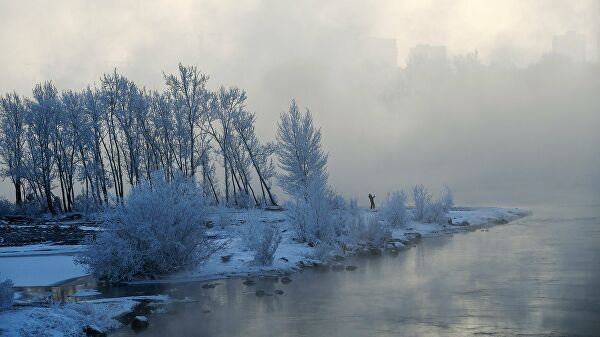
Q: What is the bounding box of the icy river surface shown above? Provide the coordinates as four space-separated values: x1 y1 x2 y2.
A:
110 203 600 337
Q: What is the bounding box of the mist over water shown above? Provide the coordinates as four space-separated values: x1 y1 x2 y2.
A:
0 0 598 206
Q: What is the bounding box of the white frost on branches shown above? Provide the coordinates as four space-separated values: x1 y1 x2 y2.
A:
76 171 216 283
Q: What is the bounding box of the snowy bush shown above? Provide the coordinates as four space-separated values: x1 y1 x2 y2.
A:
235 190 253 209
0 275 14 310
381 191 409 227
17 198 44 216
345 202 391 248
362 217 391 247
214 204 232 229
288 178 343 246
241 216 282 265
327 189 347 210
77 171 216 283
72 194 102 216
412 184 431 222
440 186 454 213
422 199 447 224
0 197 14 216
412 185 454 224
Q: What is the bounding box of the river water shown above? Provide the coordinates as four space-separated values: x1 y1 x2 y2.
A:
109 202 600 337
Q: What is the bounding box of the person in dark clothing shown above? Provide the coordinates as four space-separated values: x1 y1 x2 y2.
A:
368 194 376 210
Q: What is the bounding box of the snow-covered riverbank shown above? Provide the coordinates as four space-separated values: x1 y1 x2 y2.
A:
0 206 528 336
0 295 168 337
141 206 529 284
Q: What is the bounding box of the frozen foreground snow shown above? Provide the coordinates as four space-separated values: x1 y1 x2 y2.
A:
0 295 167 337
0 206 527 336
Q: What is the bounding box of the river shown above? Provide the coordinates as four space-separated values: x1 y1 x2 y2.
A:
108 202 600 337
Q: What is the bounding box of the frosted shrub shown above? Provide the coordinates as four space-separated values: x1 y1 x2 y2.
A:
235 190 253 209
0 197 14 216
440 186 454 213
77 171 216 283
381 191 409 227
345 199 391 248
288 179 342 246
214 204 232 229
422 200 447 224
412 184 431 221
327 189 347 210
416 186 454 224
242 216 282 265
17 198 44 216
363 217 391 247
72 194 102 216
0 275 14 310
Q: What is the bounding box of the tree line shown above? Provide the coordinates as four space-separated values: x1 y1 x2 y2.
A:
0 64 278 214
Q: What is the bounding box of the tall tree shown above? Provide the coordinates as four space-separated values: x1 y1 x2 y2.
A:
276 100 328 201
0 93 26 205
25 82 61 213
164 64 210 178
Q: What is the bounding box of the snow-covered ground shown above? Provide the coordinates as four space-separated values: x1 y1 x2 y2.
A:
131 206 529 284
0 206 528 336
0 295 167 337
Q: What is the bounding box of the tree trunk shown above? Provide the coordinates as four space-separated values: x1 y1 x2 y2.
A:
14 181 22 205
44 184 56 214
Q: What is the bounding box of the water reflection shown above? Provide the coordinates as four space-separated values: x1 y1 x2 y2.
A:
101 204 597 336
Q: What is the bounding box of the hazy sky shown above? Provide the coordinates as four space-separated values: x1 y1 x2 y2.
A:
0 0 598 206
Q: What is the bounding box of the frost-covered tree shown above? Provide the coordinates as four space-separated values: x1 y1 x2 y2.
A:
233 108 278 206
0 274 14 310
276 100 328 201
412 185 454 224
77 171 217 283
207 87 247 204
412 184 431 222
165 63 210 178
25 82 61 213
381 190 409 227
0 92 26 205
440 186 454 213
101 70 126 201
54 91 79 212
0 64 278 214
82 87 110 204
277 100 340 250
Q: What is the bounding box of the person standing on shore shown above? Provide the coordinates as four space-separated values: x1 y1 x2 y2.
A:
368 194 376 210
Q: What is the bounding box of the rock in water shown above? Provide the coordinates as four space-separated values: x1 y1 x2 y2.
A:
131 316 149 331
280 276 292 284
83 325 107 337
345 265 357 271
242 279 255 286
255 290 266 297
221 254 232 263
274 289 284 295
